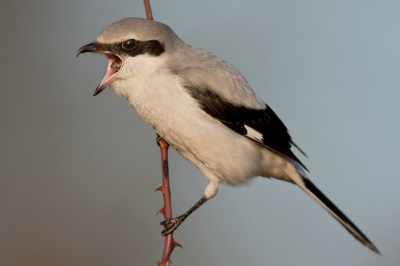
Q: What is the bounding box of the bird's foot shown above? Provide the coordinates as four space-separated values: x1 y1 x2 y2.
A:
160 215 185 236
156 134 161 146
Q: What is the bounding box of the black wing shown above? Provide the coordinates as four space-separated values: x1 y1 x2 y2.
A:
186 86 308 171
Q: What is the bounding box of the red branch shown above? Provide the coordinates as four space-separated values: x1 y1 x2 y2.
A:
143 0 153 20
143 2 180 265
156 139 181 266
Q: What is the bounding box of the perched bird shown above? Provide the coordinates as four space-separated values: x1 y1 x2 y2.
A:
77 17 379 254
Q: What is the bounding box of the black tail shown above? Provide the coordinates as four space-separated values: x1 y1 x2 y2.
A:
301 177 380 254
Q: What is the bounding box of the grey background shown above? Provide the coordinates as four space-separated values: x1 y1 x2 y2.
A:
1 1 399 265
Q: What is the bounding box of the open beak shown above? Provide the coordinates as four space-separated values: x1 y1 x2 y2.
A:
77 42 123 96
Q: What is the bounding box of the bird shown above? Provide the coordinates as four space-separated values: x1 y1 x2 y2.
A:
77 17 379 254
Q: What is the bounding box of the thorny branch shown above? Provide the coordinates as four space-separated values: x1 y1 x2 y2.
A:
143 2 181 265
156 137 182 266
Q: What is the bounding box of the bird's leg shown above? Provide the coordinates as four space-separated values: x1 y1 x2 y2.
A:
160 195 208 236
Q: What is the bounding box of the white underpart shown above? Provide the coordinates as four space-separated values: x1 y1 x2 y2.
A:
244 125 263 143
110 54 300 199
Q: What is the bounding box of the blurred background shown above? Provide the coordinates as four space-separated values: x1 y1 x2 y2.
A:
1 1 399 265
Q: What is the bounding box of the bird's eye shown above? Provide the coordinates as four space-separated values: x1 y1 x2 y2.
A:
122 39 136 50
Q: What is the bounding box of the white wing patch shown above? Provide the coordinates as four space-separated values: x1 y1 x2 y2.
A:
244 125 263 143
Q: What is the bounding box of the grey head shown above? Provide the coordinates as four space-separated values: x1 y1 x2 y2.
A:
77 17 265 109
77 17 183 96
96 17 181 46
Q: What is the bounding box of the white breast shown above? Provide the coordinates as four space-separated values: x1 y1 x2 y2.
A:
111 54 288 186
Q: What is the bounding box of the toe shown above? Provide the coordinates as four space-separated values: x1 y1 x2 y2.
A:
160 218 171 226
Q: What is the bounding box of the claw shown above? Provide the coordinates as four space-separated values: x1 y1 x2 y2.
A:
156 134 161 146
161 216 184 236
155 185 165 194
160 218 171 226
157 207 165 216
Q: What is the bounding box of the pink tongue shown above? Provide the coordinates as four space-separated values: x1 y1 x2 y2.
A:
99 55 118 86
104 55 117 80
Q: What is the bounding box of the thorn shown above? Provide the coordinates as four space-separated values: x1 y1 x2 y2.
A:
156 207 165 216
155 185 165 194
157 262 161 266
172 239 183 250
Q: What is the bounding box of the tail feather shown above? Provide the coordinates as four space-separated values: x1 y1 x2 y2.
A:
297 175 380 254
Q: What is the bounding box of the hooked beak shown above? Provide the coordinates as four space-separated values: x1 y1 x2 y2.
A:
77 42 123 96
76 42 104 57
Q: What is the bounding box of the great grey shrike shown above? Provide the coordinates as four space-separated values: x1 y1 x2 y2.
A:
77 17 379 254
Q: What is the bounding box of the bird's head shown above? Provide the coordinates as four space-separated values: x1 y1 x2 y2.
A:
77 17 179 96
